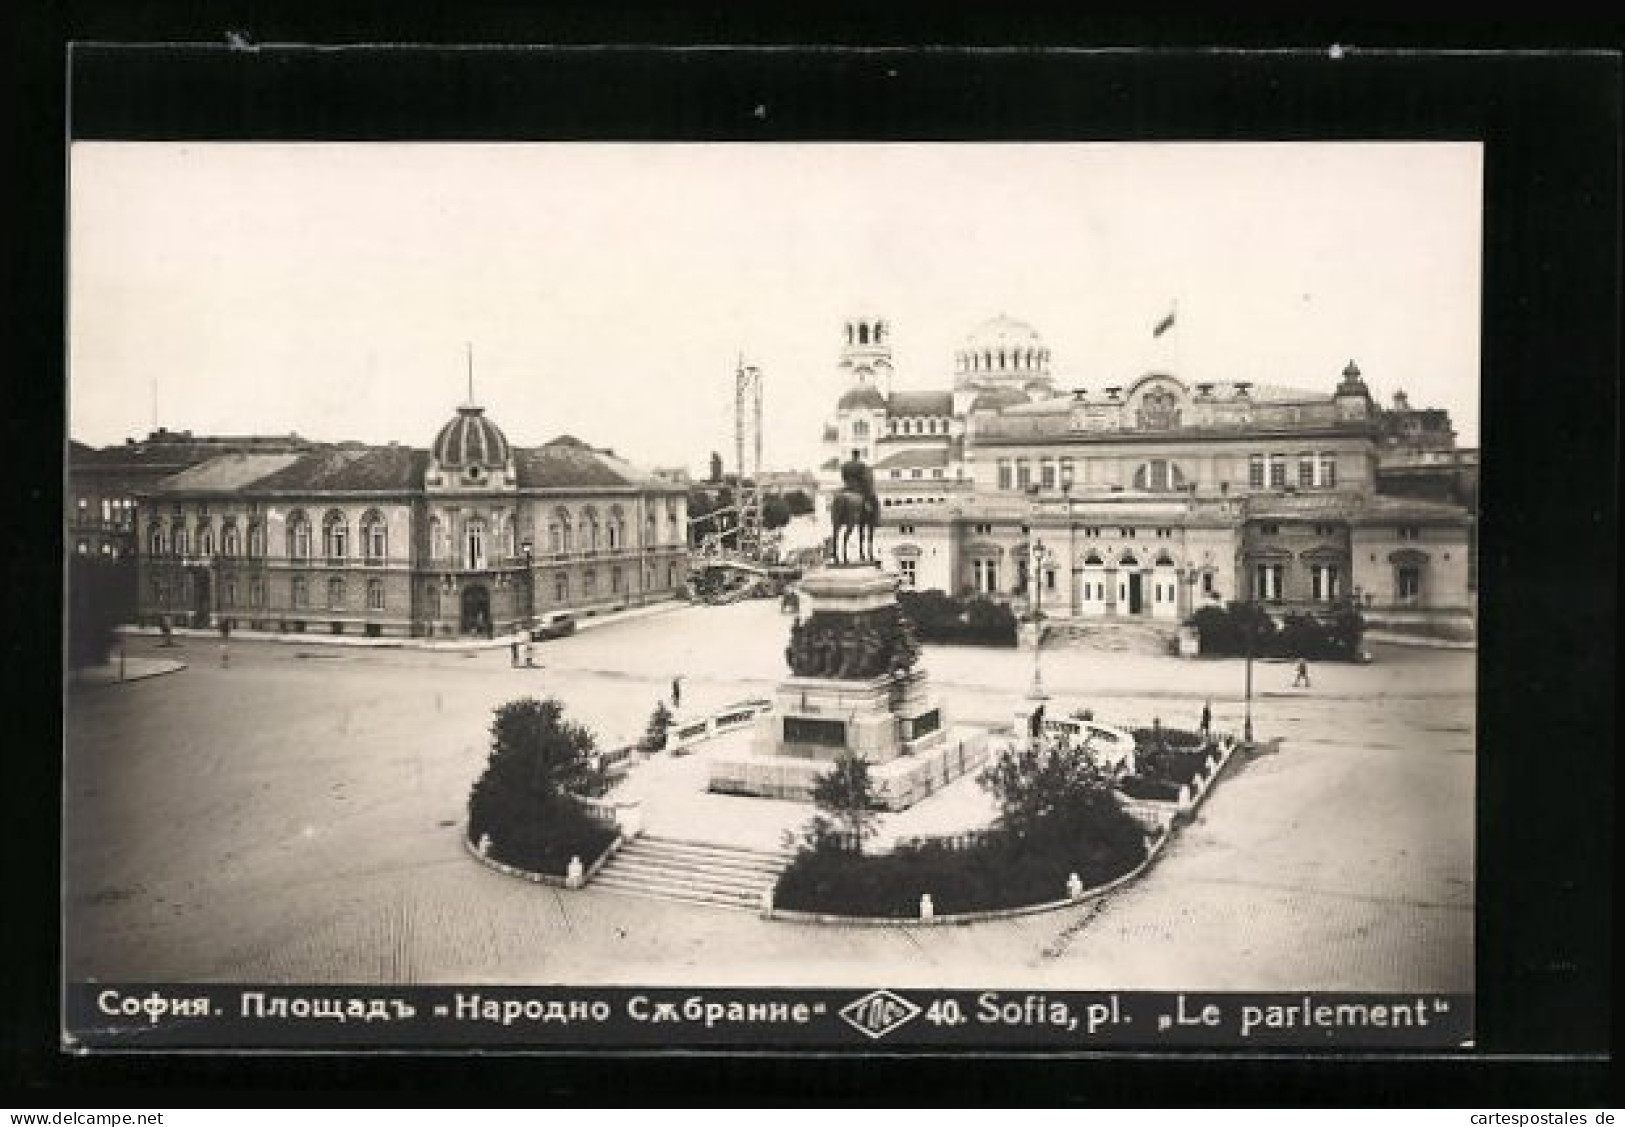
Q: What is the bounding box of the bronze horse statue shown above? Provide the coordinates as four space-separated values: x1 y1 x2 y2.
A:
830 455 879 565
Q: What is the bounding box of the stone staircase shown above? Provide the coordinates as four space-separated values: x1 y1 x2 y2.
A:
1049 619 1176 656
591 834 786 913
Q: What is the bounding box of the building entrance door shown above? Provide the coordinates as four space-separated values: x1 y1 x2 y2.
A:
192 569 212 628
1127 571 1144 614
460 584 491 636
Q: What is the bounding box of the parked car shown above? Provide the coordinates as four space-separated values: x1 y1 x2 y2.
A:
530 612 577 641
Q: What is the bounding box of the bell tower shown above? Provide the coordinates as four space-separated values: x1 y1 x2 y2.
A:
838 314 894 397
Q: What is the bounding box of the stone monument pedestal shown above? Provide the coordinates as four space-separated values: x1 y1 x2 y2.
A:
708 565 988 810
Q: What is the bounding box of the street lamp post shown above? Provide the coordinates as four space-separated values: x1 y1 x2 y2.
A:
1028 537 1051 702
521 540 535 624
1243 597 1256 748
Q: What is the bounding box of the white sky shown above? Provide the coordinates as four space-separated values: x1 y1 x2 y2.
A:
70 142 1481 475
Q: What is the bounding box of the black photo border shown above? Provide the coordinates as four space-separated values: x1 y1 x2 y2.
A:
6 6 1617 1107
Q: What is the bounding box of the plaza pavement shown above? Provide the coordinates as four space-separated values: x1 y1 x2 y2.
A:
64 599 1473 991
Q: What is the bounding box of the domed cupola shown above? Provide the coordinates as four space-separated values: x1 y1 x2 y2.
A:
955 313 1053 388
426 404 516 491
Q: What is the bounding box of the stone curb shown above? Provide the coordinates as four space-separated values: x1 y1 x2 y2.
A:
462 828 625 888
70 659 189 687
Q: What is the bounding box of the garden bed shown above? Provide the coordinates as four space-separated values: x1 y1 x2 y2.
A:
468 806 619 879
774 828 1146 919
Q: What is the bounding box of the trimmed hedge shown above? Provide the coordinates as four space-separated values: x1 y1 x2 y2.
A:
896 589 1017 647
1189 601 1365 661
775 806 1146 918
1117 776 1182 802
469 800 619 877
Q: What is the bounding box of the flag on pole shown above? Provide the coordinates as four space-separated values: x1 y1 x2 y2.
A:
1153 305 1177 338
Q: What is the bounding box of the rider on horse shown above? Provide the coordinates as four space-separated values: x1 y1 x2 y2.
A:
831 451 880 564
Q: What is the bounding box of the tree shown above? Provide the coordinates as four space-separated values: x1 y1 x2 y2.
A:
762 494 792 530
979 737 1139 854
466 697 608 870
809 753 883 854
639 700 674 753
68 554 128 670
708 451 724 484
784 489 815 516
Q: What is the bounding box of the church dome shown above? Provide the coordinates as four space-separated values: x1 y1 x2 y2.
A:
956 314 1051 382
431 405 511 471
969 388 1030 412
837 384 888 412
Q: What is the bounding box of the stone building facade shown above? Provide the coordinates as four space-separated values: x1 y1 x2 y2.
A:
818 314 1476 626
132 403 688 637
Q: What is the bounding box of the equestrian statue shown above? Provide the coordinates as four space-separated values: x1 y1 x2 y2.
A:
829 451 880 565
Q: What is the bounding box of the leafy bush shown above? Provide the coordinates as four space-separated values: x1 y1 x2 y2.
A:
810 753 883 853
1189 601 1364 661
638 700 674 753
775 828 1146 918
467 698 617 874
897 589 1017 647
1117 776 1181 801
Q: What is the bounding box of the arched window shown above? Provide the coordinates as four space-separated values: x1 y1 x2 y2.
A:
221 522 239 558
1132 460 1186 493
644 513 656 547
608 506 625 551
853 420 869 439
556 508 573 553
292 576 309 608
149 525 165 556
554 573 569 603
858 323 869 345
327 577 345 608
287 511 312 559
361 509 387 562
465 518 487 571
173 526 190 557
322 510 348 560
198 526 215 556
548 520 563 554
582 508 600 553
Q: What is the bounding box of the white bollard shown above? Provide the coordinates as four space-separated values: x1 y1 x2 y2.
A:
759 886 775 917
477 833 491 857
1066 872 1084 899
919 893 935 921
1177 784 1193 813
565 855 584 889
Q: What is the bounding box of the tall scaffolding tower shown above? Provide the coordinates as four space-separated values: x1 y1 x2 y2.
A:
734 357 764 559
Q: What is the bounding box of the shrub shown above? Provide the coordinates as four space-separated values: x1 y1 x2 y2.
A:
897 589 1017 647
466 697 616 874
1117 776 1182 801
1189 601 1365 661
68 555 133 670
638 700 674 753
810 753 883 854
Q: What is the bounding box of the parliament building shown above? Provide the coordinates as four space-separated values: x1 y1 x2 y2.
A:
817 313 1475 628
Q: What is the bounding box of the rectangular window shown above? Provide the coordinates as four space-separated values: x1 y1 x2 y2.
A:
997 460 1012 490
292 578 308 608
584 570 597 597
899 559 917 589
250 578 265 608
1259 523 1280 536
1311 564 1340 602
555 574 569 602
367 580 385 611
1059 458 1075 490
1040 459 1056 490
898 524 915 535
1268 455 1287 489
1396 566 1421 604
1298 454 1316 489
225 578 237 606
1249 455 1265 489
910 469 922 479
611 566 623 593
1254 564 1284 602
1319 452 1337 487
1398 525 1422 540
1015 460 1031 490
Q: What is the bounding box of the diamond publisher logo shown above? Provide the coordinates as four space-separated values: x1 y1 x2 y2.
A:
839 989 921 1040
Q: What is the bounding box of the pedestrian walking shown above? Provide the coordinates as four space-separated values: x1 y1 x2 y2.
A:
159 616 174 647
509 639 520 667
1293 658 1311 688
525 641 537 668
218 619 231 668
1199 700 1212 737
671 676 683 709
